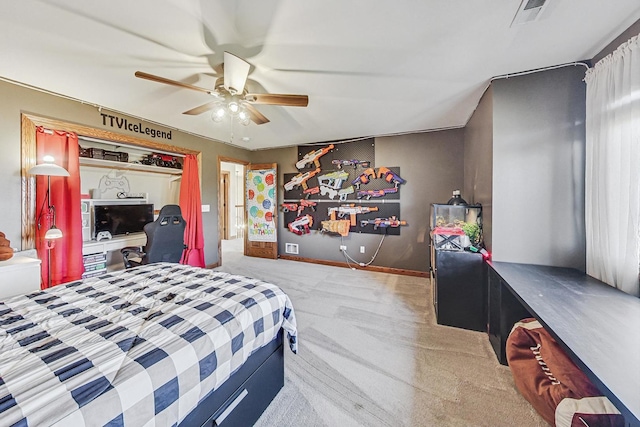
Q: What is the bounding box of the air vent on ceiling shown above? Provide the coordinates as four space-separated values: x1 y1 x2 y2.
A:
511 0 548 26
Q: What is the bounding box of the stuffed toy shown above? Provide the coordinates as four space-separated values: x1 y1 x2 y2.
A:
0 232 14 261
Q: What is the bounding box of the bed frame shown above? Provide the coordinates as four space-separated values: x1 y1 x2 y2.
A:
180 330 285 427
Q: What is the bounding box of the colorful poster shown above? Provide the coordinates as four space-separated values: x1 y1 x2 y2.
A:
246 168 277 242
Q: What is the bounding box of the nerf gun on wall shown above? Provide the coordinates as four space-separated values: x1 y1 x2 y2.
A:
328 204 379 226
351 168 376 189
320 185 354 201
288 215 313 235
320 219 351 237
360 216 407 230
281 200 317 216
284 168 321 191
318 170 349 189
377 167 406 188
356 187 398 200
331 159 371 170
303 186 320 198
297 199 317 215
296 144 334 169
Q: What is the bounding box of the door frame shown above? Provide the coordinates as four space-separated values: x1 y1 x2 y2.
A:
217 156 249 266
220 171 230 240
244 162 278 260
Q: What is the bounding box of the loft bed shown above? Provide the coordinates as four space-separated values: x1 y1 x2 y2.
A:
0 263 298 426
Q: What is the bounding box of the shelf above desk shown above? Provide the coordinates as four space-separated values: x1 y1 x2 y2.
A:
80 157 182 175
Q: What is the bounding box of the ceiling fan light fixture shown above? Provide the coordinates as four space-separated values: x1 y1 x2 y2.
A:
238 106 251 126
228 100 240 114
211 103 226 122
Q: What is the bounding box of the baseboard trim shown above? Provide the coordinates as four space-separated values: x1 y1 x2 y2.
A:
279 255 428 277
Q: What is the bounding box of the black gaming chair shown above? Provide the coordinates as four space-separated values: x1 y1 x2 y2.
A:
121 204 187 268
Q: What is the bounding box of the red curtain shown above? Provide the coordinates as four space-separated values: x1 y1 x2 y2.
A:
179 154 205 267
35 127 84 288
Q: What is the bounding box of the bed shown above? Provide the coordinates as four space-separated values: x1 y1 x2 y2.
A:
0 263 298 426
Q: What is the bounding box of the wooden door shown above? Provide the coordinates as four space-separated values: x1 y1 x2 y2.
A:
244 163 278 259
220 171 230 240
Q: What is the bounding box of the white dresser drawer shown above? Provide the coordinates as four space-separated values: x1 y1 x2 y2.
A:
0 256 42 300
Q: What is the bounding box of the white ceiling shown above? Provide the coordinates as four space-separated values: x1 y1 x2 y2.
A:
1 1 639 150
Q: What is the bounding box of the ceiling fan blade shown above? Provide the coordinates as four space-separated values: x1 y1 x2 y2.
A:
245 93 309 107
244 104 270 125
223 51 250 94
183 101 219 115
135 71 215 95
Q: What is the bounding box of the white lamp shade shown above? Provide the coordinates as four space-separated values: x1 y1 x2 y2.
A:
44 226 63 240
29 163 70 177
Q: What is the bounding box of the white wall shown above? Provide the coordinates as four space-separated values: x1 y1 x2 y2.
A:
80 167 178 208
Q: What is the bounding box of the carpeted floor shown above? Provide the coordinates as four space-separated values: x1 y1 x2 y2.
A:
215 239 546 427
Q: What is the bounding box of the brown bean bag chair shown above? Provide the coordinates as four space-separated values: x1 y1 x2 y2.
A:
506 318 624 427
0 232 13 261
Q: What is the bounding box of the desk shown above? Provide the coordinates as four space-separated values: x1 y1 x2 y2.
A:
82 233 146 256
82 234 146 276
488 261 640 426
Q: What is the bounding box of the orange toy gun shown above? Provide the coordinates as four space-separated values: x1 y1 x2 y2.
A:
328 204 379 226
377 167 406 188
281 200 317 216
284 168 321 191
303 186 320 198
320 219 351 237
351 167 376 189
360 216 407 230
297 199 317 215
296 144 335 169
281 203 298 213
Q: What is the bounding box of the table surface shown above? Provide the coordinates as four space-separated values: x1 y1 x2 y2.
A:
490 261 640 425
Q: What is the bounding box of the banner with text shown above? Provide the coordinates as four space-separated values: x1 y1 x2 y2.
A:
246 168 277 242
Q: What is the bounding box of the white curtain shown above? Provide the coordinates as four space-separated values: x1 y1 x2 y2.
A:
584 34 640 296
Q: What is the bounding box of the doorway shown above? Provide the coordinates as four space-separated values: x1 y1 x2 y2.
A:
218 158 247 265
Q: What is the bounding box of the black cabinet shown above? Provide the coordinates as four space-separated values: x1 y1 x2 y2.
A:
486 266 532 365
431 249 486 332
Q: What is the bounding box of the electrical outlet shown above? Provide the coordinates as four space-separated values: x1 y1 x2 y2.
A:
339 245 347 251
360 246 365 254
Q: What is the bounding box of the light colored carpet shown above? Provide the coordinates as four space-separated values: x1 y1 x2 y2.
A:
216 239 546 427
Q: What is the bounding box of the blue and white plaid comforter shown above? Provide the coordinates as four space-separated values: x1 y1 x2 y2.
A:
0 263 297 426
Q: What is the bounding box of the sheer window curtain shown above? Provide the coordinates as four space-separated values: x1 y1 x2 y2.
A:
584 34 640 296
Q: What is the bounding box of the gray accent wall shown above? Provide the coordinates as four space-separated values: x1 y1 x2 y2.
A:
491 66 586 270
464 86 494 252
0 79 251 267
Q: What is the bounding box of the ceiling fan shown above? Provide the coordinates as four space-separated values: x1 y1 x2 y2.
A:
135 52 308 125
